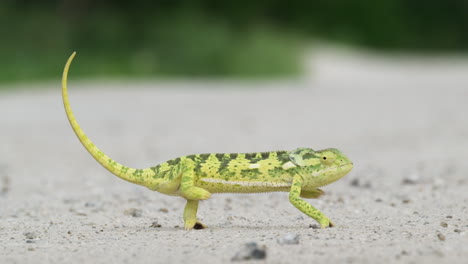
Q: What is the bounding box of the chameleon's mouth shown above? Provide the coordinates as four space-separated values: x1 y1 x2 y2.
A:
312 162 353 177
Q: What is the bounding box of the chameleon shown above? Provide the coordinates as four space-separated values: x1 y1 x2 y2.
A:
62 52 353 230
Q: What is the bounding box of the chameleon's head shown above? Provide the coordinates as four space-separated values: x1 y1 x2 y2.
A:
289 148 353 187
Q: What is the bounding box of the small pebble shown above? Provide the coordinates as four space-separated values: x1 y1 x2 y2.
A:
446 215 453 219
402 199 411 204
277 233 300 245
350 179 371 188
124 208 142 217
440 222 448 228
231 242 266 261
454 229 462 233
84 202 95 207
309 224 321 229
23 232 38 240
437 233 446 241
402 173 420 185
158 208 169 213
150 222 162 228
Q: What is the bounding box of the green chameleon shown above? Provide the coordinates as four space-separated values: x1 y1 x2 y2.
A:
62 52 353 230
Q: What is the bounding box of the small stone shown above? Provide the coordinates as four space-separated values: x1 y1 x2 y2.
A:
440 222 448 228
231 242 266 261
150 222 162 228
437 233 446 241
309 224 321 229
124 208 142 217
402 173 420 185
454 229 462 233
84 202 96 207
446 215 453 219
1 173 10 195
23 232 38 240
402 199 411 204
350 179 360 187
158 208 169 213
375 198 382 202
277 233 300 245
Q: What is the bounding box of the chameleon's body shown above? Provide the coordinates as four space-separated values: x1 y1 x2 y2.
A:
62 52 353 230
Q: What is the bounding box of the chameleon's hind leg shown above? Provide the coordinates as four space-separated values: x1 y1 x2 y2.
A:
289 175 333 228
177 160 211 230
178 160 211 200
183 200 206 230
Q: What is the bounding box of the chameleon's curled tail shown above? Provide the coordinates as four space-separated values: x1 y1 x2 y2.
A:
62 52 149 186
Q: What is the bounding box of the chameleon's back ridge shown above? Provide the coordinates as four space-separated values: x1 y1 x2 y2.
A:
62 52 353 230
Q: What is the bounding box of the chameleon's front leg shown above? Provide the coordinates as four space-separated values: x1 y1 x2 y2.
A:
177 160 211 230
289 175 334 228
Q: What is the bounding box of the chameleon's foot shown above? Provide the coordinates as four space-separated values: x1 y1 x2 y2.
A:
183 200 207 230
318 218 334 228
184 219 207 230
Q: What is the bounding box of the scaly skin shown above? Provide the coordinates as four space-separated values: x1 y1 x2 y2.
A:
62 52 354 230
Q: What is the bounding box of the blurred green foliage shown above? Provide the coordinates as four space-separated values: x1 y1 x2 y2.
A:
0 0 467 83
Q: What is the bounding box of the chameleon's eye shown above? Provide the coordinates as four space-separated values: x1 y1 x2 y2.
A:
320 153 335 165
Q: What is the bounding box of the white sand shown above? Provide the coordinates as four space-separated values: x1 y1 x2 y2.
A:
1 49 467 263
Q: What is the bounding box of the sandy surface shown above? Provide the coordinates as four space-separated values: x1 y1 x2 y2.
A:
1 49 467 263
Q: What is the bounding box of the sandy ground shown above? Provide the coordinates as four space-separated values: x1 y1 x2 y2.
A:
1 49 467 263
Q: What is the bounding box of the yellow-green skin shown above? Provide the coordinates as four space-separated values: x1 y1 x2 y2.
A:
62 52 354 230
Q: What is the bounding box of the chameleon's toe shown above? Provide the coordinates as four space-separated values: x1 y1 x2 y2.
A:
184 220 196 230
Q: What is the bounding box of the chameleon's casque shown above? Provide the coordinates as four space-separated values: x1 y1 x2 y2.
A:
62 52 353 229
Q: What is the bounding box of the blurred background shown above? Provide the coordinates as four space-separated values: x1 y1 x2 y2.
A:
1 0 467 84
1 2 468 262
